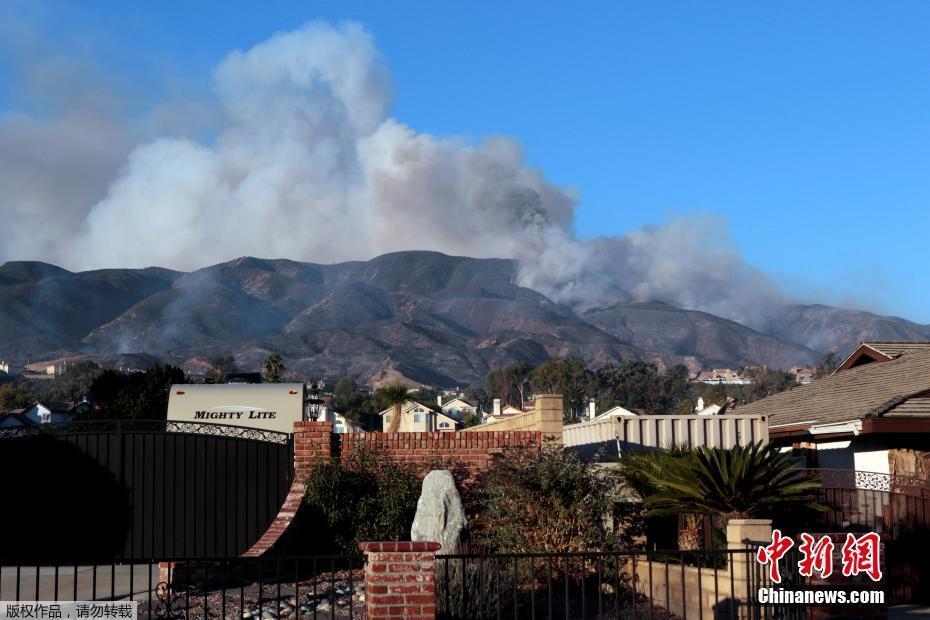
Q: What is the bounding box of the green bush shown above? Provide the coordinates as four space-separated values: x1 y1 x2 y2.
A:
302 444 421 557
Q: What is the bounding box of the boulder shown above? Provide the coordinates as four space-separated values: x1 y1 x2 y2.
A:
410 470 467 553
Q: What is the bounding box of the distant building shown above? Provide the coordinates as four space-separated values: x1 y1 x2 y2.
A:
0 361 23 376
693 368 752 385
790 367 815 384
380 400 460 432
0 400 90 428
482 398 531 423
316 397 363 434
438 396 478 421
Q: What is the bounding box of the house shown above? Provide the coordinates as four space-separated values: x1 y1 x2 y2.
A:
0 401 89 428
0 361 23 376
735 341 930 481
481 398 531 423
790 367 815 385
832 341 930 373
693 397 722 416
316 403 363 434
380 400 460 432
693 368 752 385
590 403 639 421
437 396 478 422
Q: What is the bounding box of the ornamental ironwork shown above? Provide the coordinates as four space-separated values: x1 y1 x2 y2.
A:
0 419 292 444
800 467 930 498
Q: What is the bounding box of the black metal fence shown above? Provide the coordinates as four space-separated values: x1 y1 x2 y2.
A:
434 547 805 620
0 420 294 561
0 556 363 619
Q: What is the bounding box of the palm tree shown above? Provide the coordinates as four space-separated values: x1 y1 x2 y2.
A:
638 442 824 521
620 443 824 550
262 353 284 383
618 446 704 549
377 383 409 433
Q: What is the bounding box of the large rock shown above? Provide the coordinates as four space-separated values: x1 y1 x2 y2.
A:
410 470 467 553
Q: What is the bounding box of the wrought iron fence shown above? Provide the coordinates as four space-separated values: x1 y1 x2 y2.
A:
434 547 804 620
0 556 362 620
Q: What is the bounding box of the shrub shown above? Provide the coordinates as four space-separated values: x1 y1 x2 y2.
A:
303 444 421 557
470 446 624 554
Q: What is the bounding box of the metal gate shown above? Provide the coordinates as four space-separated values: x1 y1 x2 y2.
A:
0 420 293 561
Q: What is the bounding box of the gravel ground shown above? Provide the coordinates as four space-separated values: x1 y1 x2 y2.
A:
139 569 366 619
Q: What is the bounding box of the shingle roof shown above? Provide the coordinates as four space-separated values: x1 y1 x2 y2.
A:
884 396 930 418
862 341 930 358
735 348 930 428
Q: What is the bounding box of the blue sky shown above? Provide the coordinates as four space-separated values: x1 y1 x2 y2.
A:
1 1 929 321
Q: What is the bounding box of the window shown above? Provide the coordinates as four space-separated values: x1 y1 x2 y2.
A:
385 414 391 423
414 414 422 423
439 422 449 428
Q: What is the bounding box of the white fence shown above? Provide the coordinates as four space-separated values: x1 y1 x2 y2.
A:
563 414 769 457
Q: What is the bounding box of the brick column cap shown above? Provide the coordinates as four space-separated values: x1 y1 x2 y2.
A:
358 541 441 552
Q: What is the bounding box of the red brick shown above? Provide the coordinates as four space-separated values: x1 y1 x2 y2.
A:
369 594 404 605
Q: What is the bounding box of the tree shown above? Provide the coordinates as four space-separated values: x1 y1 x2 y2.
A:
206 355 235 383
36 360 102 403
84 365 185 419
740 366 795 402
814 352 839 379
262 353 285 383
333 377 359 410
485 363 533 408
624 442 825 523
594 361 693 414
530 357 594 422
463 386 491 413
376 383 409 433
0 383 32 412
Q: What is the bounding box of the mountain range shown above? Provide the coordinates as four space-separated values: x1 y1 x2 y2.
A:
2 251 928 386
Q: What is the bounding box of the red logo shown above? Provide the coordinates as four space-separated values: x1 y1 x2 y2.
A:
756 529 794 583
797 533 834 578
840 532 882 582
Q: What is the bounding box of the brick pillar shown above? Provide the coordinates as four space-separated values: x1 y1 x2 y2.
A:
358 541 440 619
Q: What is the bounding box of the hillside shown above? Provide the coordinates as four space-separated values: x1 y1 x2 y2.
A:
0 252 922 385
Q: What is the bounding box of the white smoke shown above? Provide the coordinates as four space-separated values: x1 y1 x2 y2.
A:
1 20 787 327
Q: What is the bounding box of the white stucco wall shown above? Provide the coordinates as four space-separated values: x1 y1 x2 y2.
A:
853 449 890 475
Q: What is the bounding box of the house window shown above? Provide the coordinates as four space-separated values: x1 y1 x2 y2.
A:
385 415 391 423
439 422 449 428
414 414 422 423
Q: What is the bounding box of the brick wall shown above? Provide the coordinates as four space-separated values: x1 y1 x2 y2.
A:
242 421 335 557
337 429 541 482
245 422 541 556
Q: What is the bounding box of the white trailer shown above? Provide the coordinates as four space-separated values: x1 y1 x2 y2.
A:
167 383 306 434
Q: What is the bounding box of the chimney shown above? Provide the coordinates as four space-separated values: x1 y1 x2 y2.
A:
493 398 501 416
437 394 443 407
695 396 705 413
588 399 596 421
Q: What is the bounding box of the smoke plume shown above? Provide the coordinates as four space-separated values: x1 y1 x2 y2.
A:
0 21 787 327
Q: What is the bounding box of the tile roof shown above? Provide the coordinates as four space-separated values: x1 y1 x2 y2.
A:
735 348 930 428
